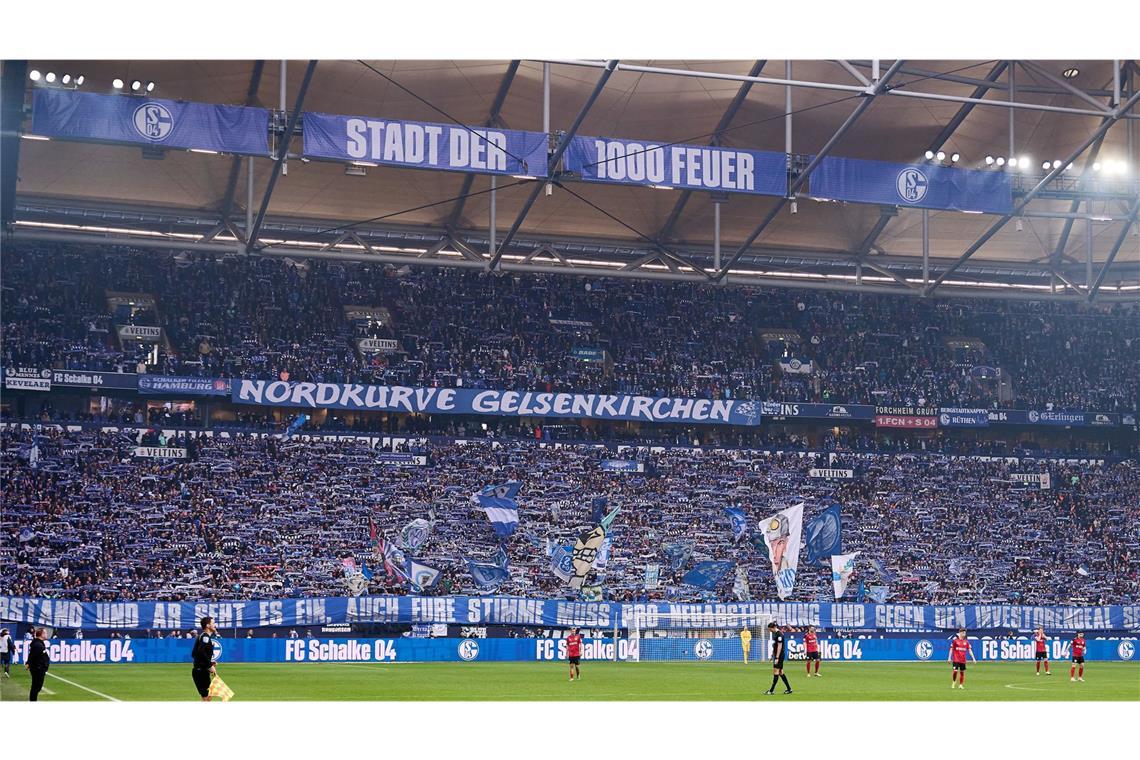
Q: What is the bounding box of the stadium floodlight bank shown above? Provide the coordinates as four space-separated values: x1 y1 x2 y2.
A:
625 612 775 663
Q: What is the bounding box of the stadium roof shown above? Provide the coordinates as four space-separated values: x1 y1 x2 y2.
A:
6 59 1140 300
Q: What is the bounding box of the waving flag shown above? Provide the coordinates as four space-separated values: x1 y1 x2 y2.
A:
830 551 859 599
644 564 661 590
406 560 441 592
580 585 604 602
593 537 613 571
474 481 522 537
550 544 574 582
590 496 609 524
399 518 432 552
804 503 842 564
761 502 804 600
283 413 309 440
867 585 891 604
682 560 734 590
663 541 693 572
376 536 409 581
732 567 751 601
1076 564 1090 577
871 557 898 581
341 557 358 574
466 558 509 591
570 508 620 589
725 506 749 543
208 675 235 702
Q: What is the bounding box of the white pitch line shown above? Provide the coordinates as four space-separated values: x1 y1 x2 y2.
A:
46 672 121 702
1004 682 1047 691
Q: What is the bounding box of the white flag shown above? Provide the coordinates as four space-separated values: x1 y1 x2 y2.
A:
761 502 804 600
831 551 860 600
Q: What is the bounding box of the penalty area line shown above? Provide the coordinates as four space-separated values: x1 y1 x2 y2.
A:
1004 682 1047 691
46 672 121 701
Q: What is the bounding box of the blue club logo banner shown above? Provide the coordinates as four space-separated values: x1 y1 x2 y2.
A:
302 111 549 177
564 135 788 195
31 89 270 156
232 380 763 426
811 156 1012 214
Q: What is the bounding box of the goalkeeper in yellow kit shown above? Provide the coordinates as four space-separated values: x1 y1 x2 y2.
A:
740 626 752 664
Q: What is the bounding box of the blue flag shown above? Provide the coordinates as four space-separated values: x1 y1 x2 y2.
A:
871 558 899 582
466 558 509 591
359 562 374 580
867 585 891 604
406 559 441 592
283 413 309 440
682 560 735 590
804 503 842 564
663 541 693 572
550 545 575 582
473 482 522 537
725 506 748 543
590 496 609 524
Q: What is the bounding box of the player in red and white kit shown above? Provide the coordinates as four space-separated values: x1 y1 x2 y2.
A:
1033 627 1052 676
566 627 583 682
1069 631 1086 682
804 626 822 677
948 628 976 689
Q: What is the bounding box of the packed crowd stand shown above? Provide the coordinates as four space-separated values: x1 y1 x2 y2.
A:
3 243 1136 412
3 427 1136 606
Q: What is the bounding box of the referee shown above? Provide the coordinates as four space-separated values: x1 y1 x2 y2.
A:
26 628 50 701
763 622 793 695
191 616 218 701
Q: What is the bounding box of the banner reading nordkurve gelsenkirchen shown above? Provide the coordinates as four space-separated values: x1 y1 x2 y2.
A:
302 112 549 177
0 595 1134 633
5 636 1135 665
232 380 764 426
563 135 788 195
31 89 270 156
810 156 1012 214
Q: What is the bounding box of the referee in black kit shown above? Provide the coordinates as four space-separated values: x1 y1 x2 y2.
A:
763 621 793 695
191 616 218 701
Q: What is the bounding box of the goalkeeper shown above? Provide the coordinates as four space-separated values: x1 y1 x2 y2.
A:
740 625 752 664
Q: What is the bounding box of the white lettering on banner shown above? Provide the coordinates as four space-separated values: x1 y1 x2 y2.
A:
95 603 140 629
345 597 400 622
875 605 927 630
594 141 667 183
134 447 187 459
830 604 866 628
150 603 182 629
410 597 455 622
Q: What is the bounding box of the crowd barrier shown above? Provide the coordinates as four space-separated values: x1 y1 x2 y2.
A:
5 636 1136 665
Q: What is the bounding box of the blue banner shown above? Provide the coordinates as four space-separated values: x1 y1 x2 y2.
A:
938 407 989 427
302 112 549 177
761 401 876 421
50 370 138 390
232 380 764 426
31 89 270 156
682 561 735 590
804 504 843 564
0 596 1135 632
139 375 231 396
600 460 645 473
987 409 1092 427
564 136 787 195
571 348 607 361
5 636 1135 665
811 157 1012 214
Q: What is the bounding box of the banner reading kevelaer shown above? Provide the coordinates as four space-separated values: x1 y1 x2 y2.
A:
303 111 549 177
31 89 270 155
232 380 763 426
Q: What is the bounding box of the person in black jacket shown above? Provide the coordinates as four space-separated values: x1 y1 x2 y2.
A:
191 616 218 701
26 628 50 701
0 628 14 677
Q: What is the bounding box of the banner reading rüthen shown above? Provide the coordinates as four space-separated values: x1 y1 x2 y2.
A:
231 380 763 426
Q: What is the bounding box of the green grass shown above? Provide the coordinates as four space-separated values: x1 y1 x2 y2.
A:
1 661 1137 702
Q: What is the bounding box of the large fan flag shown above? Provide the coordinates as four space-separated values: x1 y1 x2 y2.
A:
804 503 842 564
569 508 620 589
473 482 522 537
761 502 804 600
830 551 859 599
724 506 749 543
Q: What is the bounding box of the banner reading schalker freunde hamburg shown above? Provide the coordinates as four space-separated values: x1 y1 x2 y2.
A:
762 503 804 599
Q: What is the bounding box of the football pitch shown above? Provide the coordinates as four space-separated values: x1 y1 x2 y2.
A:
1 661 1137 701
